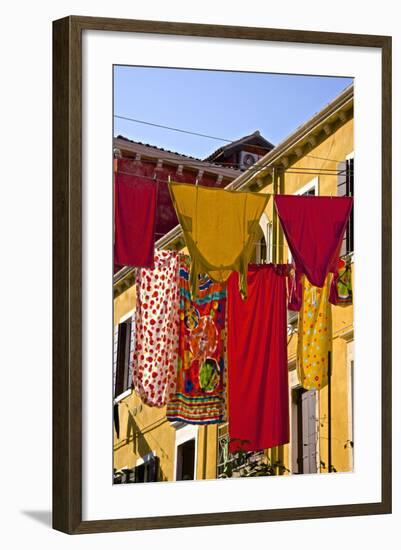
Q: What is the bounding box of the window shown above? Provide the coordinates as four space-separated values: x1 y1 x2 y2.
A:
176 440 195 481
337 155 354 256
114 315 134 399
173 423 198 481
296 178 317 197
291 388 318 474
135 453 159 483
347 341 355 469
287 179 317 267
114 453 159 484
254 213 273 264
286 178 317 327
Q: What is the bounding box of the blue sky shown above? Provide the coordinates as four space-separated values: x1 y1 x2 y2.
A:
113 66 353 159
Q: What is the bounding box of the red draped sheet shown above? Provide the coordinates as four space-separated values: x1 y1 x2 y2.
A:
114 173 157 268
274 195 353 288
227 264 290 453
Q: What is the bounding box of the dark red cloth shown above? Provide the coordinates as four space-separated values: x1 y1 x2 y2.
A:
116 156 230 239
287 266 303 312
227 264 290 453
114 172 157 268
274 195 353 288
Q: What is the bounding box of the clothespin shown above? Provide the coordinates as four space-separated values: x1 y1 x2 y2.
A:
196 169 203 187
168 174 171 184
113 148 121 174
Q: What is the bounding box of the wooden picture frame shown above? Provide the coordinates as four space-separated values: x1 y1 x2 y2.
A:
52 15 392 534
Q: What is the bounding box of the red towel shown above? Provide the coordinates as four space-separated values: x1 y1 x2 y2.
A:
227 264 290 453
274 195 353 288
114 173 157 268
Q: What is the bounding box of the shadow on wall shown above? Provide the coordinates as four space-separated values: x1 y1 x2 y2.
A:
124 409 170 482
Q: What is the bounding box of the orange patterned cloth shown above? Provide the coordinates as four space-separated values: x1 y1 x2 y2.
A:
297 274 332 390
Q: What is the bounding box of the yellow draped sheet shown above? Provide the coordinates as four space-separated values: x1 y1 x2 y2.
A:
169 181 270 298
297 274 333 390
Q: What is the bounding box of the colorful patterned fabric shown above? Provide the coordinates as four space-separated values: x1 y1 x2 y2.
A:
297 274 332 390
169 181 270 299
167 255 227 424
329 258 353 306
132 250 180 407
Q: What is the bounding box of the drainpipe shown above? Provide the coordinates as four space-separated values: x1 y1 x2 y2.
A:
202 425 208 479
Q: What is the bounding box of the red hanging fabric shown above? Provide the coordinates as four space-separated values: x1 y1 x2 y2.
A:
274 195 353 288
227 264 290 453
114 172 157 268
287 266 303 312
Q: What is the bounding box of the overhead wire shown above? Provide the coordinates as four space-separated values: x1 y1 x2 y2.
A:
115 115 233 143
114 114 345 164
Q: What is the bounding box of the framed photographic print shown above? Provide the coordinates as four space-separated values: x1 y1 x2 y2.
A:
52 16 392 534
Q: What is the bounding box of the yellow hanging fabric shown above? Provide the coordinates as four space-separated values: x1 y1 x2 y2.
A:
169 181 270 298
297 274 333 390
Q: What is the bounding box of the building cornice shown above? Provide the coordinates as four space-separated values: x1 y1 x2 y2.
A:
113 137 242 179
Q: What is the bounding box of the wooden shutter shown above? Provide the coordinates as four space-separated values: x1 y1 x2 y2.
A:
113 324 119 397
114 318 133 398
291 389 302 474
134 456 159 483
346 158 354 253
115 322 128 397
134 463 145 483
301 390 318 474
127 318 135 390
337 161 348 256
337 158 354 255
146 456 160 482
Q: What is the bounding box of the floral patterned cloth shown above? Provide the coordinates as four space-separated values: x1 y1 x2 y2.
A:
297 274 332 390
329 258 353 306
167 255 227 424
132 250 180 407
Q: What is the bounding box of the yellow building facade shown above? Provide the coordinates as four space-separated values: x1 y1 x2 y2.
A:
113 84 354 483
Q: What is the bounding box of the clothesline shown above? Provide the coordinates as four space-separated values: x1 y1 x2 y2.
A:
114 115 344 164
115 169 351 185
115 156 349 172
153 232 289 248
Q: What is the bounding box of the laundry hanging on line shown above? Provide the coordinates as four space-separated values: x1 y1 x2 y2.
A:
287 256 353 314
297 274 333 391
132 250 180 407
287 266 303 312
329 257 353 306
227 264 290 453
166 255 227 424
169 181 270 299
114 169 158 268
274 194 353 288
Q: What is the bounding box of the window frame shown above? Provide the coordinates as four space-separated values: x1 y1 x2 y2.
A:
289 370 320 475
338 151 354 257
255 212 273 264
113 308 135 401
172 422 198 482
